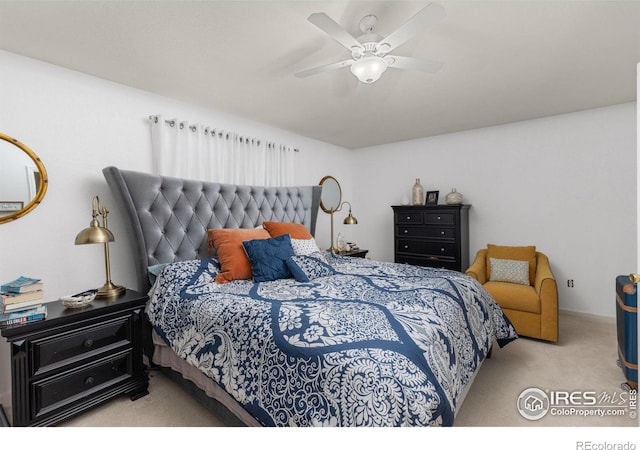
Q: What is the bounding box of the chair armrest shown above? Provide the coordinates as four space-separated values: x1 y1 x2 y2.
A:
534 252 559 342
466 249 488 284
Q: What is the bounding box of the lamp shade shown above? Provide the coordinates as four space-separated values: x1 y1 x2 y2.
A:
343 213 358 225
75 219 114 245
350 56 388 83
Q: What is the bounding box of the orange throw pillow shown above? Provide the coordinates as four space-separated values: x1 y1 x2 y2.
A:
208 228 270 283
262 221 313 239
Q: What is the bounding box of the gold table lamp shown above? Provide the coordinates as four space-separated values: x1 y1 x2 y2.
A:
329 201 358 254
75 196 125 299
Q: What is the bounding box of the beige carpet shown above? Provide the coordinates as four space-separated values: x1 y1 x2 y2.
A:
59 309 637 428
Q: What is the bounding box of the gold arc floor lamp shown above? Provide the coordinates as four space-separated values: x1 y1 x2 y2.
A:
329 201 358 254
75 195 125 299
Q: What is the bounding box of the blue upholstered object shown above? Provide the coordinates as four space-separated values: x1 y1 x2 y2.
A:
243 234 295 282
286 254 336 282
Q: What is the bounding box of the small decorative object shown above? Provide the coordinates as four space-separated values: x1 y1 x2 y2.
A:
445 188 463 205
336 232 345 253
60 289 98 309
426 191 439 206
412 178 424 205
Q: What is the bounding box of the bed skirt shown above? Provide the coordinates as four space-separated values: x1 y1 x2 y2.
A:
151 330 262 427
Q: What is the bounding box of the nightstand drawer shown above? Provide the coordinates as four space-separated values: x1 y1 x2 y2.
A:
31 316 132 377
396 239 456 257
32 351 132 418
396 226 455 239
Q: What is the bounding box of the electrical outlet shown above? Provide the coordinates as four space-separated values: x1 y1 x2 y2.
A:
567 279 574 288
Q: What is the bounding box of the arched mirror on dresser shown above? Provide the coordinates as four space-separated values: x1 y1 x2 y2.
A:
0 133 48 224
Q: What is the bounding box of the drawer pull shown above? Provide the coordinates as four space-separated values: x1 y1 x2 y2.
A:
84 376 95 386
83 339 94 348
403 230 408 234
437 216 441 220
441 248 445 252
406 216 411 220
440 231 445 235
404 245 409 249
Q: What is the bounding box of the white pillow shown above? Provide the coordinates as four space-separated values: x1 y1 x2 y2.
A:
291 237 322 256
489 258 530 285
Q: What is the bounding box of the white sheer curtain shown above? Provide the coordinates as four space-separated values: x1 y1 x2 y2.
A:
149 115 295 186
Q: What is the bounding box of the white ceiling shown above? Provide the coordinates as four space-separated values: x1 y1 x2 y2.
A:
1 1 639 149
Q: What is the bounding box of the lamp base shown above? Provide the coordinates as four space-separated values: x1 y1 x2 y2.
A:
96 281 126 299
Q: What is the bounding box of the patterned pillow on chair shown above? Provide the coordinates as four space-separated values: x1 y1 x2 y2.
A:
489 258 530 285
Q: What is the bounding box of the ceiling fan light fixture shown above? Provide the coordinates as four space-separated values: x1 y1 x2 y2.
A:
350 56 388 83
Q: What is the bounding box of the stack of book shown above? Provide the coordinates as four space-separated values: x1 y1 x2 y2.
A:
0 276 48 327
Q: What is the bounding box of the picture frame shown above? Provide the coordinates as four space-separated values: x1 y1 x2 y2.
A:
0 201 24 212
425 191 439 206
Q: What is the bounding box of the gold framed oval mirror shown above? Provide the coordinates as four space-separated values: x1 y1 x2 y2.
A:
0 133 48 224
319 175 341 213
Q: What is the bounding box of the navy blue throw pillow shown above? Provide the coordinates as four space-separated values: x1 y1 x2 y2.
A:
242 234 295 282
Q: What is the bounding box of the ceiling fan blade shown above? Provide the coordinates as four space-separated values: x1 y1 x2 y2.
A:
386 55 443 73
295 59 355 78
377 3 445 54
307 12 363 52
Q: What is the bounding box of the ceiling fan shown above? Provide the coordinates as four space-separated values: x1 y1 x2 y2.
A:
295 2 445 84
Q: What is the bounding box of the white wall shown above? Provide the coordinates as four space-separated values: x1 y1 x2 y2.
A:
351 103 637 317
0 50 352 299
1 49 635 319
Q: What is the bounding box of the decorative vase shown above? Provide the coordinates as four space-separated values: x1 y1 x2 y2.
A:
445 188 463 205
412 178 424 205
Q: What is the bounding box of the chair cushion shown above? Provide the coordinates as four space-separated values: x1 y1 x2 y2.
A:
483 281 541 314
486 244 537 285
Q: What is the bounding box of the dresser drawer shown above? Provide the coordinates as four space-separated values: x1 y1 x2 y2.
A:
396 239 457 258
395 211 424 224
425 212 456 225
32 351 132 419
396 226 455 239
31 316 132 377
395 255 459 270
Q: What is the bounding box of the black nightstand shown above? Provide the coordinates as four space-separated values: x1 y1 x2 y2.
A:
0 289 149 426
338 248 369 258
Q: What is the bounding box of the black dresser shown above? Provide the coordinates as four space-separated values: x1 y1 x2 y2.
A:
392 205 471 272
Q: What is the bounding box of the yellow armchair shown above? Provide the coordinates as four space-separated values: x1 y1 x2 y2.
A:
466 247 558 342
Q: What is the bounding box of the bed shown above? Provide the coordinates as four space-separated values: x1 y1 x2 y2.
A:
103 166 517 427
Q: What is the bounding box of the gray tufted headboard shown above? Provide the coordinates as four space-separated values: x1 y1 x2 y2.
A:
103 166 322 293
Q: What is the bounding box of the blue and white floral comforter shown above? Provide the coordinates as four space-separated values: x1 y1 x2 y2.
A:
146 255 517 426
